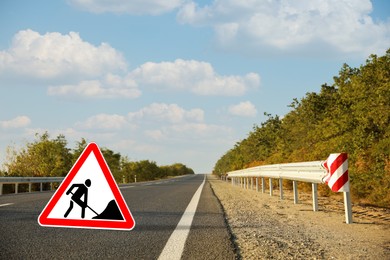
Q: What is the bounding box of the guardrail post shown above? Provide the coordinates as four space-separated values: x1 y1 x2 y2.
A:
261 178 265 193
251 177 253 190
29 183 32 193
269 178 273 196
279 178 283 200
256 178 259 192
344 191 353 224
0 183 2 195
293 181 299 204
40 183 43 192
312 183 318 211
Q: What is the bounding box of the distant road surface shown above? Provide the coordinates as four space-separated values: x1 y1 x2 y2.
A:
0 174 236 259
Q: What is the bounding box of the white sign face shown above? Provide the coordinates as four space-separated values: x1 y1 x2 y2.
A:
47 152 117 220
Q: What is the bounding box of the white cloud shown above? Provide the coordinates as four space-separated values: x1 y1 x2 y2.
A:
141 122 233 144
24 127 117 144
0 116 31 129
68 0 183 15
0 29 127 81
0 30 144 99
125 103 235 143
0 30 260 98
47 74 141 99
168 123 232 138
77 114 128 130
228 101 257 117
177 0 390 57
128 103 204 123
144 130 165 141
130 59 260 96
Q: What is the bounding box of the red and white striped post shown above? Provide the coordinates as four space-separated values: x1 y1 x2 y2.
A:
323 153 352 224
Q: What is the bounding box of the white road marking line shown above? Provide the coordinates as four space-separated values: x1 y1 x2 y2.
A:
158 175 206 260
0 203 14 207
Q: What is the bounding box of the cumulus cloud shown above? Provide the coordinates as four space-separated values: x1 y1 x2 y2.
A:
130 59 260 96
48 73 141 99
0 30 144 99
228 101 257 117
76 114 128 130
68 0 183 15
74 103 206 135
0 30 260 98
0 116 31 129
0 29 127 81
177 0 390 57
128 103 204 123
143 123 233 143
144 129 165 141
71 103 228 145
168 123 232 138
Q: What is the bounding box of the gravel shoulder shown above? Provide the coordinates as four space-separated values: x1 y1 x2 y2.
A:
208 175 390 259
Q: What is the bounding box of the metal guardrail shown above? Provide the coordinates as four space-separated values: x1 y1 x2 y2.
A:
0 177 64 195
226 159 353 224
228 161 326 183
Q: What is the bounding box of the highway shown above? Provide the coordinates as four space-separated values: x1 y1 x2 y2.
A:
0 174 236 259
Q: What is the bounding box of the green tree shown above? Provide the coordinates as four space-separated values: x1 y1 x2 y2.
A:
161 163 195 176
71 138 88 164
5 132 72 177
101 148 122 182
131 160 162 181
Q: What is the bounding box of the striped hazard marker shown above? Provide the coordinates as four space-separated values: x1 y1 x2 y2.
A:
323 153 349 192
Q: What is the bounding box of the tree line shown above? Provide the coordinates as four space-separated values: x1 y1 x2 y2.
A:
213 49 390 207
1 133 194 183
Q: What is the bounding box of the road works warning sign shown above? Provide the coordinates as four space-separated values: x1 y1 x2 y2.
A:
38 142 135 230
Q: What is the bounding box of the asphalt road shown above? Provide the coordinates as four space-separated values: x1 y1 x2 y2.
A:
0 174 236 259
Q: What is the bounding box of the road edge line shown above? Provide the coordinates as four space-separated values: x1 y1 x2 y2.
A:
0 203 14 207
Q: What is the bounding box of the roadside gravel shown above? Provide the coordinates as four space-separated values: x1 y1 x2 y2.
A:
208 175 390 259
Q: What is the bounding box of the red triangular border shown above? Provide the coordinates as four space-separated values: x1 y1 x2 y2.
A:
38 142 135 230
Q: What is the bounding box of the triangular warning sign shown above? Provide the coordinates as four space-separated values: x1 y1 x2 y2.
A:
38 142 135 230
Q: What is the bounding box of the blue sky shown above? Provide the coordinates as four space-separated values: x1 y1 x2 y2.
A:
0 0 389 173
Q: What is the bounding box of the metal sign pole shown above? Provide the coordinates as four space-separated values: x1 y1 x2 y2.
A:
344 191 353 224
